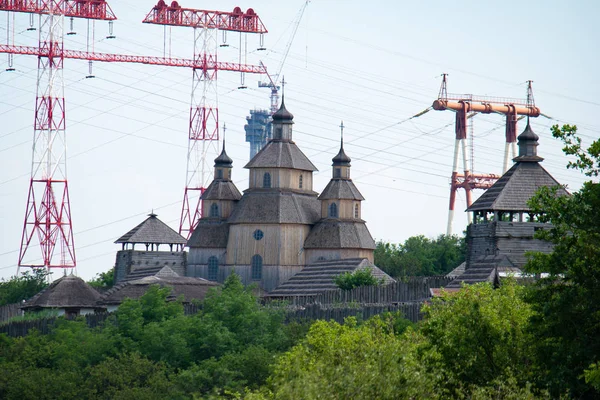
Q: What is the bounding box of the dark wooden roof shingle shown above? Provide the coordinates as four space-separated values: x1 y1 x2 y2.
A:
99 274 219 305
467 162 567 212
244 140 317 171
227 190 320 224
304 220 376 249
319 179 364 200
187 220 230 248
202 180 242 201
115 214 187 245
267 258 394 297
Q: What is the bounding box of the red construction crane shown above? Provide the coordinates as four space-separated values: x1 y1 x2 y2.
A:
1 0 117 272
1 1 267 273
142 1 268 239
433 75 540 235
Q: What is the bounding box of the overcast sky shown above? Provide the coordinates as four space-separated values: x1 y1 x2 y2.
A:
1 0 598 281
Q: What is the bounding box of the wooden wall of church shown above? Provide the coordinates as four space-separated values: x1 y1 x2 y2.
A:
249 168 313 191
320 199 360 219
226 224 311 267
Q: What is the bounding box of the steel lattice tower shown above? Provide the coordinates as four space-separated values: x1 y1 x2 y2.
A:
0 1 117 272
142 2 268 239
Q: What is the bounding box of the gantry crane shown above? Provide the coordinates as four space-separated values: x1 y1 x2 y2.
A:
433 75 540 235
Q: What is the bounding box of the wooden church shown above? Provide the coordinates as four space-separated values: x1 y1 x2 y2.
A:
185 98 387 293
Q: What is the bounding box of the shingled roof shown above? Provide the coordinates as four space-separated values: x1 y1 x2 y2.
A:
444 255 503 288
244 140 317 171
187 220 229 248
319 179 364 200
98 273 219 306
227 190 320 224
467 162 567 212
304 220 376 249
267 258 393 297
468 122 568 212
22 275 101 310
115 213 187 245
202 180 242 201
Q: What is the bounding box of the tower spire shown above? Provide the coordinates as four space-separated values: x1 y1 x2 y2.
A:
339 120 344 148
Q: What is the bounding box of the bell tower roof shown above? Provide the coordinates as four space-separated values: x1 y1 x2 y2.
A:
513 119 543 162
332 121 351 166
214 140 233 167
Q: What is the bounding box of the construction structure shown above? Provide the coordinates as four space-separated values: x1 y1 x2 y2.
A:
244 109 272 159
2 1 268 274
433 74 541 235
142 1 268 240
246 1 308 160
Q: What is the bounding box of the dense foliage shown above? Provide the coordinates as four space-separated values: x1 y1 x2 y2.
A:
0 274 306 399
0 269 49 306
87 268 115 289
523 124 600 398
374 234 465 277
333 267 382 290
258 280 540 399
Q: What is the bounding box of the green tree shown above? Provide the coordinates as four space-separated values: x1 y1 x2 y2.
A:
524 124 600 397
88 268 114 289
0 269 49 306
374 234 465 277
266 316 437 400
334 267 381 290
420 280 535 395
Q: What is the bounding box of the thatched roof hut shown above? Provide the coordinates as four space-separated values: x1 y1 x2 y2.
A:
22 274 104 316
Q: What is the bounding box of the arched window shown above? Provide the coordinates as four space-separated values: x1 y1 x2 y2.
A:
299 174 303 189
217 169 223 179
328 202 338 218
354 204 359 219
263 172 271 188
210 203 219 218
207 256 218 281
334 168 341 178
251 255 263 280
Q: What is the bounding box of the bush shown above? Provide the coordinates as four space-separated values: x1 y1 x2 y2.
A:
334 268 382 290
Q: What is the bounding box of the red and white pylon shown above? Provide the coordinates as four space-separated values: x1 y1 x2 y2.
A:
0 1 117 272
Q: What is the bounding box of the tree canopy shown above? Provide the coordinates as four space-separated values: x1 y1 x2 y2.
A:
0 269 49 306
374 234 465 277
524 124 600 397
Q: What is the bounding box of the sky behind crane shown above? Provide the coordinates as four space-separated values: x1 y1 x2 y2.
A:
0 0 598 280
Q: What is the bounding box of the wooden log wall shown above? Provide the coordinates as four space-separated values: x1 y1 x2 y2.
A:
266 276 454 306
0 303 22 322
285 302 424 324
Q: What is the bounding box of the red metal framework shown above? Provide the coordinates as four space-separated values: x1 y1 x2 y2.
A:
2 1 267 271
0 0 116 20
1 44 267 72
143 0 267 33
0 0 117 271
143 1 268 239
433 75 541 235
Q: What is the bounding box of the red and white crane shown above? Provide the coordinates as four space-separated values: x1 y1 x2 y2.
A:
1 0 267 273
142 1 268 239
433 75 540 235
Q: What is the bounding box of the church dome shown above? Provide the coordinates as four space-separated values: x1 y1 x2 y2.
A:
272 98 294 122
214 144 233 167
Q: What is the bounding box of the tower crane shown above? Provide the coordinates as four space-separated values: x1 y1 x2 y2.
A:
258 0 309 114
